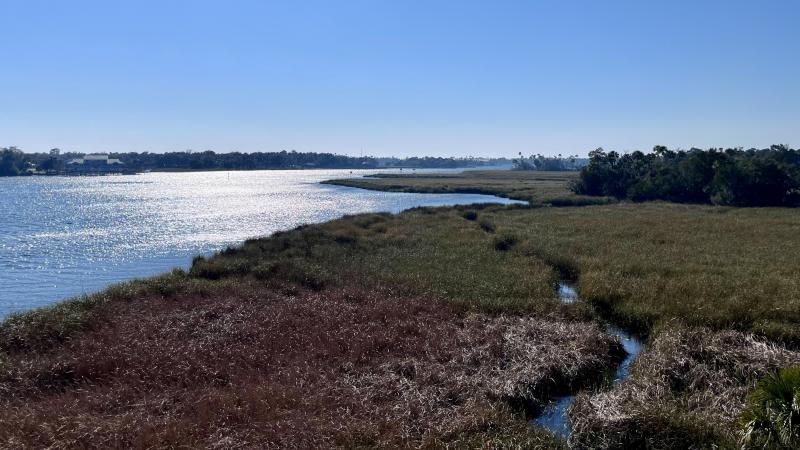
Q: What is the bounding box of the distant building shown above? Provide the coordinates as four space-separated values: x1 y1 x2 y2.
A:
66 154 125 174
24 161 44 175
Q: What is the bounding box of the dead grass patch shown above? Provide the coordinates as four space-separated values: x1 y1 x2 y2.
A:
569 325 800 449
0 283 616 448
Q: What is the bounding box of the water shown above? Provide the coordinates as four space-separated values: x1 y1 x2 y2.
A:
608 326 643 384
532 394 575 438
557 281 578 304
532 281 644 439
0 169 522 318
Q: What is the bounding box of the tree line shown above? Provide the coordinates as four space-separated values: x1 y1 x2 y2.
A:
573 145 800 206
0 148 506 176
512 152 586 171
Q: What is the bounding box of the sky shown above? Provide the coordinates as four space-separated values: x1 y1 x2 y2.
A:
1 1 798 157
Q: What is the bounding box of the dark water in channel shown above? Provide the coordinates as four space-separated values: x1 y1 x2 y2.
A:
0 169 522 318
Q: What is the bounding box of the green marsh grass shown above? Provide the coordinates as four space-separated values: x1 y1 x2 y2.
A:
190 201 800 342
324 170 614 205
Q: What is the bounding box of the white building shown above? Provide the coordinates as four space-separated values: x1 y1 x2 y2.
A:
66 154 125 173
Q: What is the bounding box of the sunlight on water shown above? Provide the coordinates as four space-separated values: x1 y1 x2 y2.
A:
0 169 521 317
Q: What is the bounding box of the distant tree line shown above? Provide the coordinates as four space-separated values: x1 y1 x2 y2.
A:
0 147 29 176
512 152 586 171
382 156 505 169
0 148 508 176
102 150 377 171
573 145 800 206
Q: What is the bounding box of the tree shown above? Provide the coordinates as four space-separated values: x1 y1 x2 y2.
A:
0 148 25 176
572 145 800 206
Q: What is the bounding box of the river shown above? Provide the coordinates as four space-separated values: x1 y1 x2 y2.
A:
0 169 520 318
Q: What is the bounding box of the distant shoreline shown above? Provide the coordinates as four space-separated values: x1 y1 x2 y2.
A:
0 165 511 178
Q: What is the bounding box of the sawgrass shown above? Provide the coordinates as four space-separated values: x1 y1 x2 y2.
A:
569 325 800 449
187 201 800 343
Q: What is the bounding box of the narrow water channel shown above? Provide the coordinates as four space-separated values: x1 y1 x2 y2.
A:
531 281 643 439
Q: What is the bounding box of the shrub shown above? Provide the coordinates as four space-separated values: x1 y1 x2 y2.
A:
479 219 496 233
739 366 800 449
189 255 252 279
494 234 518 252
350 213 390 229
461 210 478 221
253 260 332 291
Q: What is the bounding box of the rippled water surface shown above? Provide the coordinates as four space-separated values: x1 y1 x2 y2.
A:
0 169 520 317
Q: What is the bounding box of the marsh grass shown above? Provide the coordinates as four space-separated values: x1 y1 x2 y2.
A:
569 326 800 449
479 218 496 233
181 207 568 316
0 283 614 448
3 171 800 447
328 172 800 342
178 198 800 344
509 203 800 343
324 170 614 205
0 269 227 353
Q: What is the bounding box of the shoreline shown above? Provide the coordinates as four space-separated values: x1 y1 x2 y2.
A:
322 170 616 206
0 165 510 178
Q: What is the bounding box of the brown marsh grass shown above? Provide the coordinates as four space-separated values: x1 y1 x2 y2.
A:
0 279 619 448
569 325 800 449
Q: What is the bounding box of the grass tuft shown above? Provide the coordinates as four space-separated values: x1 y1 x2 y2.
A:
462 210 479 221
494 234 518 252
479 218 496 233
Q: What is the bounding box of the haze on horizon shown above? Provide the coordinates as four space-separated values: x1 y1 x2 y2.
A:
1 0 798 158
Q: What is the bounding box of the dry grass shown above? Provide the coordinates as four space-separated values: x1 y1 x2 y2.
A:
569 325 800 449
0 278 619 448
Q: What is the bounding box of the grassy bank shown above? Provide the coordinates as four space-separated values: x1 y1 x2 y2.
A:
323 170 614 206
1 170 799 448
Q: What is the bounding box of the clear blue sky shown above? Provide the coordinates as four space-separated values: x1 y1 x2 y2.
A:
1 1 798 157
